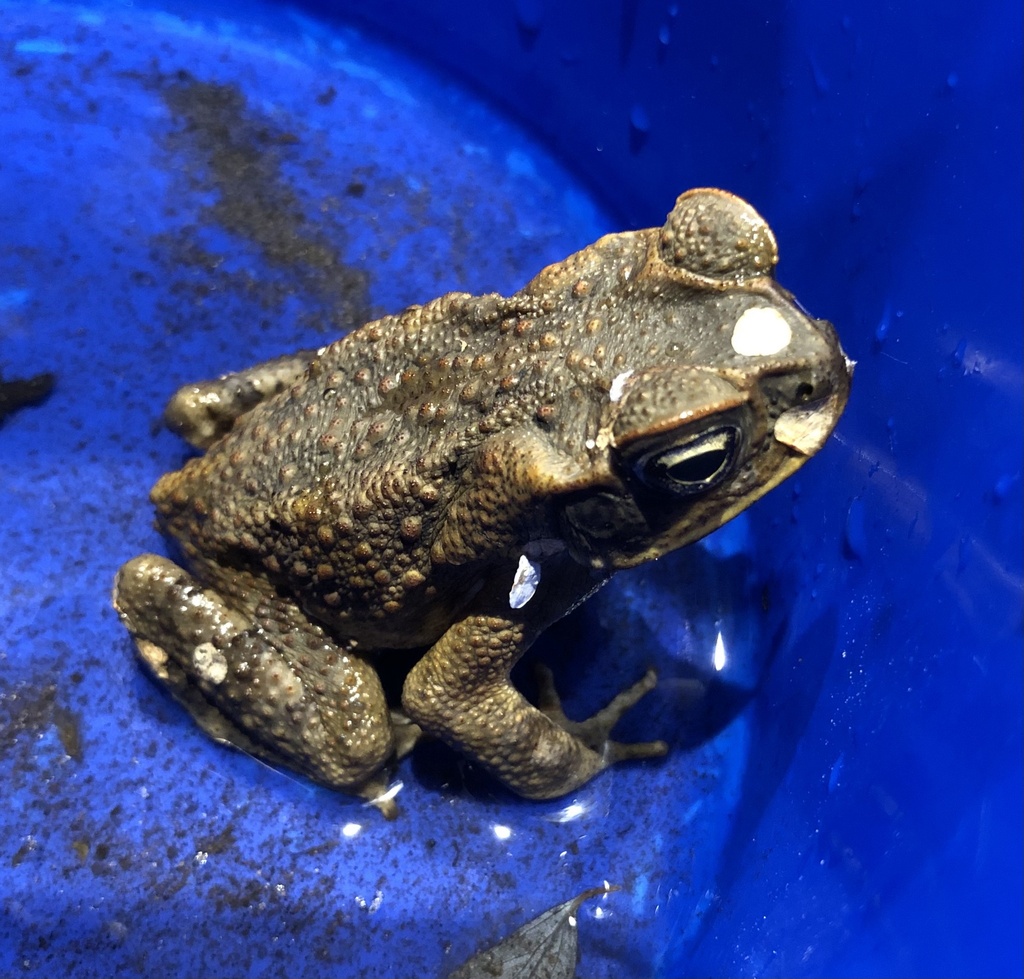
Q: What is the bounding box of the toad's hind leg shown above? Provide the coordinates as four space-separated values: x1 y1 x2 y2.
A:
401 613 666 800
163 349 320 449
113 554 398 811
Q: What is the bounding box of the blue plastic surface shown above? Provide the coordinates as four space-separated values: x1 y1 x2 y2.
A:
1 1 1020 977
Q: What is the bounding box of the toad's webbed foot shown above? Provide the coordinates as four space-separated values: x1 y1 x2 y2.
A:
534 663 668 765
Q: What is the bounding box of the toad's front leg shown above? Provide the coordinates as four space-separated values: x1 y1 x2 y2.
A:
401 599 666 800
163 349 320 449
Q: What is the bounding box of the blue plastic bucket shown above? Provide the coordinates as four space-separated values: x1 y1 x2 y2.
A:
1 2 1020 975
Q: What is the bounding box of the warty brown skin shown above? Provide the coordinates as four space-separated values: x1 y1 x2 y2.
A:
113 188 851 815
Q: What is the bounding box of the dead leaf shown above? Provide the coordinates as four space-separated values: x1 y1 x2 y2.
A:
447 885 618 979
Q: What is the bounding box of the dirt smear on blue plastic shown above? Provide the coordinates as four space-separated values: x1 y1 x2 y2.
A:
156 72 372 336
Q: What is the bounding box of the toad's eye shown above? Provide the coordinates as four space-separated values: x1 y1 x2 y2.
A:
634 426 740 495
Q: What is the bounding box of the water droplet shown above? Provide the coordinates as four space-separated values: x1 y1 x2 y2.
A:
658 24 671 46
957 536 971 574
828 753 845 793
951 338 967 370
874 315 889 344
810 57 831 95
629 104 651 134
844 498 867 560
628 105 651 154
993 473 1017 502
515 0 543 40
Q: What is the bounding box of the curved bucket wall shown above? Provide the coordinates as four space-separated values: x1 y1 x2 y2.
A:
1 1 1020 976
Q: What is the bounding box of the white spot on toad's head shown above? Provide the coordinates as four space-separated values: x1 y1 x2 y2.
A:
193 642 228 685
609 369 634 402
509 553 542 609
731 306 792 357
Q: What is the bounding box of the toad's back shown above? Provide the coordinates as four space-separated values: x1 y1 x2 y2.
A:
151 229 649 634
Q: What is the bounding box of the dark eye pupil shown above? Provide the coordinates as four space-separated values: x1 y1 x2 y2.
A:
634 425 739 496
665 447 730 484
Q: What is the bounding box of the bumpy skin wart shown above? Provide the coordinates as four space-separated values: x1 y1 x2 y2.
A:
114 189 851 811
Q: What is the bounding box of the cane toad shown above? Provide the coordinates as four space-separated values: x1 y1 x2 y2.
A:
114 189 851 815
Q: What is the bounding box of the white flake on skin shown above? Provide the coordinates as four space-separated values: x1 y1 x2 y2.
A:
731 306 792 357
609 369 634 402
192 641 228 685
775 392 844 455
509 553 542 609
